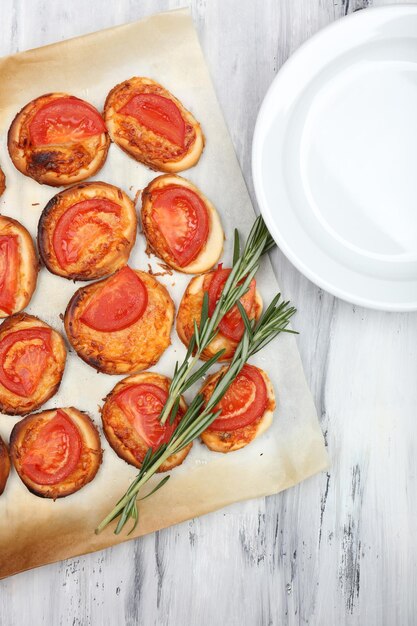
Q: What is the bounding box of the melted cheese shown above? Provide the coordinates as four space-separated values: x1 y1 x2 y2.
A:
9 407 102 498
0 313 66 416
200 366 276 453
104 77 204 173
101 372 192 472
38 181 137 280
8 93 109 186
65 270 174 375
176 273 263 361
141 174 224 274
0 216 38 318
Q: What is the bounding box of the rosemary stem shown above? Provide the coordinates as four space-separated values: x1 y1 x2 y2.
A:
94 217 295 536
159 352 200 425
95 446 175 534
95 474 148 534
157 218 271 427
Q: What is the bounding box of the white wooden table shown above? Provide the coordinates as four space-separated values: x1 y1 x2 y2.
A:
1 1 416 624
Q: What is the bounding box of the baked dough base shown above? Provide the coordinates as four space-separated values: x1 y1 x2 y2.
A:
65 270 175 374
0 436 10 495
8 93 110 186
38 181 137 280
200 366 276 453
176 273 263 361
101 372 192 472
0 215 38 318
104 77 204 172
141 174 223 274
10 407 103 498
0 313 67 415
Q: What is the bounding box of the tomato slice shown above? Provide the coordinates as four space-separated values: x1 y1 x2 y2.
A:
80 266 148 333
120 93 185 147
21 410 82 485
0 328 52 397
207 266 256 342
151 185 209 267
29 96 106 146
0 235 18 315
115 383 180 448
208 365 268 431
52 198 121 268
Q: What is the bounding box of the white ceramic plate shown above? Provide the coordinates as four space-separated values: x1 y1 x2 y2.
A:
253 6 417 311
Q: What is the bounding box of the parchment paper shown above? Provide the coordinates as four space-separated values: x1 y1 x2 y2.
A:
0 8 328 579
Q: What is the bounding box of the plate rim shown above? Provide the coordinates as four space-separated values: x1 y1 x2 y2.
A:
252 4 417 312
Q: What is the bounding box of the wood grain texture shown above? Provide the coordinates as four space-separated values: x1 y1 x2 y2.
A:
1 0 416 624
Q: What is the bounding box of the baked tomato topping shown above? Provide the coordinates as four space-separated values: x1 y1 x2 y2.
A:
80 266 148 333
29 97 106 146
207 266 256 342
0 328 52 397
52 198 121 268
120 93 186 147
0 235 18 315
21 410 82 485
151 185 209 266
115 383 179 448
208 365 267 431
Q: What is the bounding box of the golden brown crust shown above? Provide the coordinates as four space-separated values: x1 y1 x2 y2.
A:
176 273 263 362
9 407 102 499
0 313 66 415
38 182 137 280
8 93 110 186
104 77 204 172
199 366 276 453
0 215 39 318
141 174 223 274
64 270 174 374
0 436 10 495
0 166 5 197
101 372 192 472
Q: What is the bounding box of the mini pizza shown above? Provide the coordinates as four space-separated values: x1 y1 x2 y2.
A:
141 174 223 273
9 407 102 499
101 372 192 472
177 266 262 361
0 436 10 495
0 313 66 415
38 182 137 281
0 215 38 318
104 77 204 172
8 93 110 186
0 166 5 196
200 364 275 453
65 266 174 374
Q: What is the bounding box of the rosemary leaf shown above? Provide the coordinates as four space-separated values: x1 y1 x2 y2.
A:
181 350 226 392
127 502 139 536
193 319 200 351
236 301 254 339
138 475 170 501
115 495 136 535
169 397 181 425
232 229 240 265
200 291 209 329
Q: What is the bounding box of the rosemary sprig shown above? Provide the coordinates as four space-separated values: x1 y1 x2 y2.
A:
95 293 297 536
159 215 274 426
